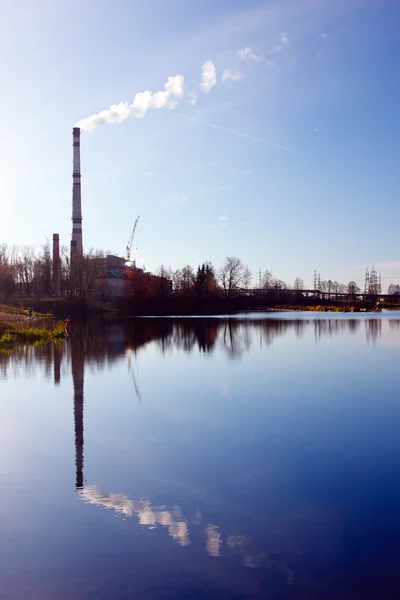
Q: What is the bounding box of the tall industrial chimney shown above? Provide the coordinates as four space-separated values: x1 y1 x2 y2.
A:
52 233 61 297
71 127 83 255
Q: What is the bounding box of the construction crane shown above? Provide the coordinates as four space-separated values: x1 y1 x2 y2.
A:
126 216 140 261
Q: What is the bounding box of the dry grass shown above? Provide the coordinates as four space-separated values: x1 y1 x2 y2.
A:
0 306 65 350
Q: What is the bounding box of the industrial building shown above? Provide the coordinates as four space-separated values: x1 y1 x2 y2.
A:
48 127 172 299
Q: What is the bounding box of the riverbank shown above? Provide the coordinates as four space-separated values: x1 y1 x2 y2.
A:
277 304 382 312
0 306 65 350
5 295 399 318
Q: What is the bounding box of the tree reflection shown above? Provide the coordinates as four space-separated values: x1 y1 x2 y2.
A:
1 317 398 381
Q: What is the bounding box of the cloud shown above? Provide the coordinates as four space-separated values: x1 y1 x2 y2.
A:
237 46 265 63
187 92 198 105
200 60 217 93
267 44 283 55
142 171 154 177
280 32 290 46
320 32 328 39
208 215 229 229
222 68 244 82
267 32 290 54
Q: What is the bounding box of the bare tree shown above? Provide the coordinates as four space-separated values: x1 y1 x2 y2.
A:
218 257 245 297
293 277 304 291
0 243 10 266
347 281 361 302
0 264 15 300
195 262 218 298
82 248 107 296
272 278 287 290
242 266 252 290
180 265 195 293
15 246 36 297
60 245 71 296
261 269 273 290
172 269 182 292
388 283 400 297
156 265 172 293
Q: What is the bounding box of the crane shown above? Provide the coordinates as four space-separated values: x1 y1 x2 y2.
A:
126 216 140 261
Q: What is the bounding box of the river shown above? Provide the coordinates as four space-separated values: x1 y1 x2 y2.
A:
1 313 400 599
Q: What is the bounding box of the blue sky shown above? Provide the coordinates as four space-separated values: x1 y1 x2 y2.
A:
1 0 399 289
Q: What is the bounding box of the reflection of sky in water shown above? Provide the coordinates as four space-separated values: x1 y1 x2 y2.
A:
1 314 400 599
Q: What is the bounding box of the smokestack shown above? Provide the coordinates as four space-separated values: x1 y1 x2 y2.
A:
70 240 77 295
52 233 61 296
71 127 83 255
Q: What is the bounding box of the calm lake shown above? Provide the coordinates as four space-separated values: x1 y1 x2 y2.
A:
1 313 400 599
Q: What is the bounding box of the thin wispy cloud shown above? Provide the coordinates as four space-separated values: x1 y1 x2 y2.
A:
222 68 244 82
188 92 198 106
267 32 291 55
280 32 290 46
207 215 230 230
142 171 154 177
200 61 217 93
267 45 283 55
237 46 265 63
172 112 296 153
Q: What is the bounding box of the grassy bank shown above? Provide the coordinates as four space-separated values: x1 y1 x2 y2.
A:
0 311 65 351
277 304 378 312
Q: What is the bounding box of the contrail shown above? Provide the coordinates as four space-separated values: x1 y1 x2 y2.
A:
172 112 296 153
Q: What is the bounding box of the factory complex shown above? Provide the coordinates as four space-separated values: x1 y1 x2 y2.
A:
49 128 170 298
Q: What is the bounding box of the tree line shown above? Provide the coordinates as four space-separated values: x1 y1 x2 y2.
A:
1 242 398 300
0 242 108 299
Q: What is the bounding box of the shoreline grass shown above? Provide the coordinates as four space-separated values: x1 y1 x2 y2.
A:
0 319 65 351
277 304 381 312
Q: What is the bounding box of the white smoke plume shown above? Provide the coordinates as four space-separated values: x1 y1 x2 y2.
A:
76 74 185 131
200 60 217 93
222 68 243 82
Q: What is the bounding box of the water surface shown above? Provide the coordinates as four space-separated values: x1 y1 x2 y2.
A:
1 314 400 599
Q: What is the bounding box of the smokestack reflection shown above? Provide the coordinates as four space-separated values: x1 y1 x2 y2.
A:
53 344 61 385
71 324 84 489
